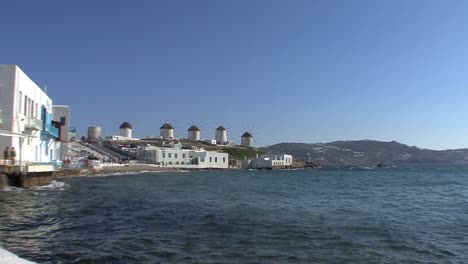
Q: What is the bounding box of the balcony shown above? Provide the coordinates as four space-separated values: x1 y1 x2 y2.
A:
41 124 59 139
24 117 43 131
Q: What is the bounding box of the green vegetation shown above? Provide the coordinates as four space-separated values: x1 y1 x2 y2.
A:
222 147 264 159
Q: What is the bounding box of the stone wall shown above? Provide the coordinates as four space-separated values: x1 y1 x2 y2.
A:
20 172 54 188
0 173 6 188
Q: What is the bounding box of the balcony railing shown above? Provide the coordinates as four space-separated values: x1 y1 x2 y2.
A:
46 124 59 138
41 124 59 139
24 117 43 131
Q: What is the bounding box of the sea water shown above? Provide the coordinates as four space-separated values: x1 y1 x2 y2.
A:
0 165 467 263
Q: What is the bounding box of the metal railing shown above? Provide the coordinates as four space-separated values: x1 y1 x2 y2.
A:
46 124 59 138
41 124 59 139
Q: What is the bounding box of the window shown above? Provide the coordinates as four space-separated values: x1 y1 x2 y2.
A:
215 157 218 162
168 153 171 158
19 92 22 113
24 95 27 115
29 100 34 117
175 153 178 158
182 161 185 164
176 161 179 165
210 157 212 162
182 154 185 158
169 161 172 165
223 157 226 163
162 153 165 158
60 117 66 125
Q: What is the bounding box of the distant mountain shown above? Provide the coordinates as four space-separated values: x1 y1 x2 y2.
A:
260 140 468 166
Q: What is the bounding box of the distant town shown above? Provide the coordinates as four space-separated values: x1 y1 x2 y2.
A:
0 65 295 188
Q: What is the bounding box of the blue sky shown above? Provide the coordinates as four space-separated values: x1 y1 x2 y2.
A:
1 0 468 149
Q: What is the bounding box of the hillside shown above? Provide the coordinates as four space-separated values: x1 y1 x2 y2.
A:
260 140 468 166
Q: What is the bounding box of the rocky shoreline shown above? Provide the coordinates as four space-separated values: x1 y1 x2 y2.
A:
54 163 316 179
54 165 232 178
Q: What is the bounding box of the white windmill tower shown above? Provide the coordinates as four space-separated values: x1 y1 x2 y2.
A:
160 123 174 138
215 126 227 145
119 121 132 138
187 125 201 141
241 132 253 147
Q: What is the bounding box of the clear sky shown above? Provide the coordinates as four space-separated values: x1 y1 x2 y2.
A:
1 0 468 149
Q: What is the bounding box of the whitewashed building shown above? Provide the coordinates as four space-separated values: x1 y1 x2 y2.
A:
52 105 71 159
105 135 140 141
0 65 61 163
205 139 217 145
250 154 293 169
52 105 70 142
137 144 228 169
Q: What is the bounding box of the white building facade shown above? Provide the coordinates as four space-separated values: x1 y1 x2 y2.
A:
0 65 61 163
137 145 228 169
250 154 293 169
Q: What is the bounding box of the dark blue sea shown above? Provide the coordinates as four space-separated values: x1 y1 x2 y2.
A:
1 166 467 263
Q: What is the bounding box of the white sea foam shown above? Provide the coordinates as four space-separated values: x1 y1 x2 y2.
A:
90 170 164 178
348 166 374 170
32 180 70 191
1 185 25 192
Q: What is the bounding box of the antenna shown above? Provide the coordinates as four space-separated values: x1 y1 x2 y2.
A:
44 85 47 94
